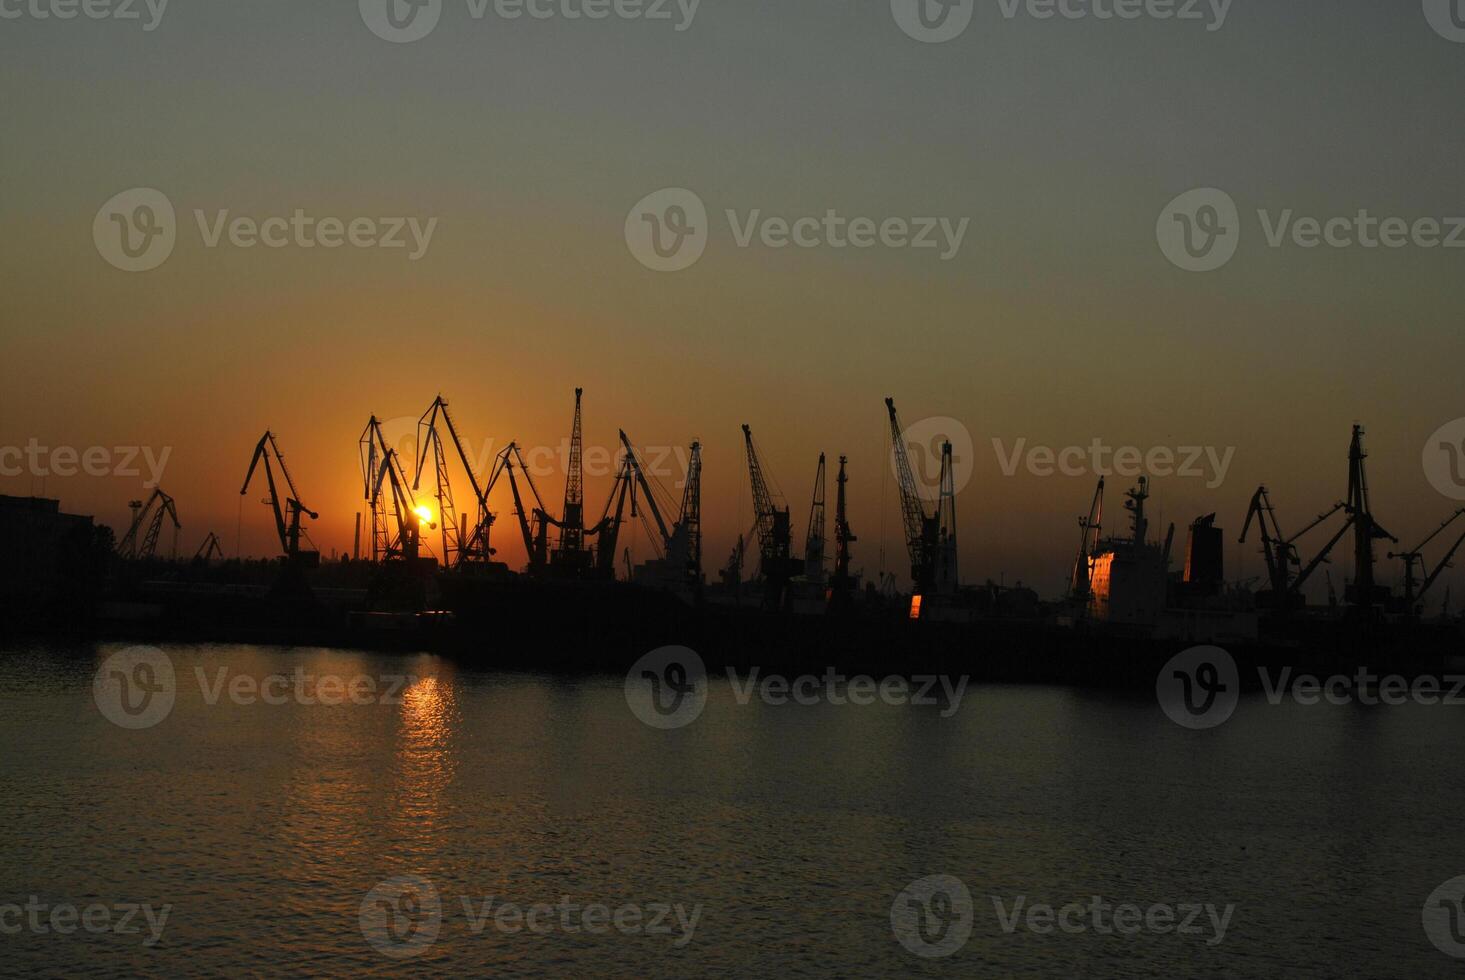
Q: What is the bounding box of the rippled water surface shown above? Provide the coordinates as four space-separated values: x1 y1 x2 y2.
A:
4 642 1465 977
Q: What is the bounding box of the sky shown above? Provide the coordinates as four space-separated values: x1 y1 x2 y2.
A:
2 1 1464 600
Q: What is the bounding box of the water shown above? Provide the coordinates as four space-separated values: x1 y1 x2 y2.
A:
3 642 1465 977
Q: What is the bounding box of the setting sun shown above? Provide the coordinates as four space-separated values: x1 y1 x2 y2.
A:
414 505 434 526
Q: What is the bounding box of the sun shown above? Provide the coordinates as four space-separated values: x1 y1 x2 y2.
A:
414 505 434 526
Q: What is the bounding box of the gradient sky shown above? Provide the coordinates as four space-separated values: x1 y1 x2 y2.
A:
3 1 1464 599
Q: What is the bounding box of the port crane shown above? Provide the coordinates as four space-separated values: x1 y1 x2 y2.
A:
241 432 319 567
742 424 802 608
117 487 180 561
193 531 224 563
413 396 495 569
1388 507 1465 618
592 450 635 578
1239 487 1350 611
537 388 596 577
803 453 827 585
484 442 552 573
1343 424 1396 610
613 432 703 590
885 397 958 601
360 417 431 564
829 455 857 607
1240 426 1397 613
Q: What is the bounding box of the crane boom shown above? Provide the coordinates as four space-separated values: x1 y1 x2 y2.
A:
885 398 929 585
619 430 673 547
804 453 826 582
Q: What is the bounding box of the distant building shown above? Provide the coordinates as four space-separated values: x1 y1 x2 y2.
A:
0 495 107 619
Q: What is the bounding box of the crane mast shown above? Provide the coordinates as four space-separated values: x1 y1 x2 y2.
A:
674 442 702 586
558 388 588 568
804 453 827 584
1344 424 1396 612
830 455 857 605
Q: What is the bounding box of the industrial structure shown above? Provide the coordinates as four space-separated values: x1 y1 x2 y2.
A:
241 431 318 569
885 398 958 617
65 400 1464 644
117 487 180 561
